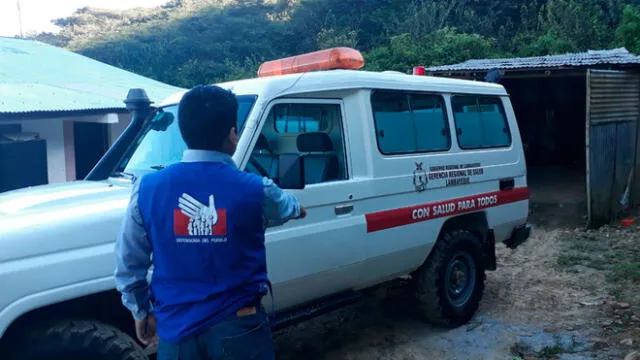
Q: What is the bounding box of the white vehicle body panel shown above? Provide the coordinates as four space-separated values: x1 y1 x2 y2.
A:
0 69 528 339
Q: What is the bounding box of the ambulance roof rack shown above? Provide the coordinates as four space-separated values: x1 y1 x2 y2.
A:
257 47 365 78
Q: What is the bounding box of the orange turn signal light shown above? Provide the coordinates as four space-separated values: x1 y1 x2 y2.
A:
257 47 365 77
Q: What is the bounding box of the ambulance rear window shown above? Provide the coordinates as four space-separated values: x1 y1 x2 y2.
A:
371 90 450 155
451 96 511 149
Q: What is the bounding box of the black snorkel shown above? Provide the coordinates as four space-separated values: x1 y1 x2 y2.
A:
85 88 154 181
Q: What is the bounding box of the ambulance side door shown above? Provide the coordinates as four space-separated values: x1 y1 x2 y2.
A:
242 98 367 311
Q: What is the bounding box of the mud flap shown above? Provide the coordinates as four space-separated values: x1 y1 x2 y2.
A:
484 230 497 271
503 224 531 250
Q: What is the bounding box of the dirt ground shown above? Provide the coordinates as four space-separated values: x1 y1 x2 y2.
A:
273 193 640 360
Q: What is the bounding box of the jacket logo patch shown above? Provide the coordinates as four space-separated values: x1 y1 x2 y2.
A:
174 193 227 236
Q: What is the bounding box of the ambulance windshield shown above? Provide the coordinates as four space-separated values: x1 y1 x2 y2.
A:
113 95 257 179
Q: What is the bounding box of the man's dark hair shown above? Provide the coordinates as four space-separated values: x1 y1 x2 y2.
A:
178 85 238 151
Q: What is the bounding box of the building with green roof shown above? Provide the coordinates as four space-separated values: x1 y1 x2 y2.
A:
0 37 183 191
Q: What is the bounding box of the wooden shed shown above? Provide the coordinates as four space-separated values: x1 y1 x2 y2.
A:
425 48 640 227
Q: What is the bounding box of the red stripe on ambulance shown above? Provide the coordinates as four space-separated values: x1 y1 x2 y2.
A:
365 187 529 233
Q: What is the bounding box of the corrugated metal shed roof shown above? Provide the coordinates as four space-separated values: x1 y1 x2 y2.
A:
0 37 184 114
426 48 640 73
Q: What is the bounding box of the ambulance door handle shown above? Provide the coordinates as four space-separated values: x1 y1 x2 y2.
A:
499 178 515 191
335 204 353 215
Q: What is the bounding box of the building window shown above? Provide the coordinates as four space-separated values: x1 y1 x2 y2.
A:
451 95 511 149
371 90 450 155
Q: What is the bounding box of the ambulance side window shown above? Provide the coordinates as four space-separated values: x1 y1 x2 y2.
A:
249 101 348 186
371 90 450 155
273 103 330 134
451 95 511 149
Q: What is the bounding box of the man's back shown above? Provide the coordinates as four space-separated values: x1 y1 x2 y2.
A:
114 85 305 360
138 161 267 342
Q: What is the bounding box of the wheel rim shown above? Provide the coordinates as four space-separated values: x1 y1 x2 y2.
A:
444 251 476 308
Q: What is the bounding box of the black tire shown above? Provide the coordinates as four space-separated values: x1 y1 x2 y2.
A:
12 320 148 360
413 230 486 327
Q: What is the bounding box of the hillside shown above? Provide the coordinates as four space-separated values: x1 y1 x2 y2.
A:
27 0 640 87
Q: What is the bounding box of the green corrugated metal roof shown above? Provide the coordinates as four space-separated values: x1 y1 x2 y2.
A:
0 37 184 114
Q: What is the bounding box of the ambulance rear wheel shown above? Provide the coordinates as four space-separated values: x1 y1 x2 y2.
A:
12 320 148 360
413 230 485 327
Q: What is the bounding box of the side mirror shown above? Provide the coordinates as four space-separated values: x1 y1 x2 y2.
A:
149 111 175 132
278 153 305 190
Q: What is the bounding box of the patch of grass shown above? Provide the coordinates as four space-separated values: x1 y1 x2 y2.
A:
604 252 619 261
569 240 609 253
537 344 565 358
556 228 640 347
622 313 634 326
510 341 533 357
585 257 609 270
510 342 568 360
609 263 640 283
611 287 623 299
557 254 591 266
557 251 616 271
558 230 640 285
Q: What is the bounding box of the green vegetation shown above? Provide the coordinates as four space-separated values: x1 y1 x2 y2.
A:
616 5 640 53
610 263 640 283
557 228 640 285
510 341 570 359
557 254 592 267
537 344 566 358
24 0 640 87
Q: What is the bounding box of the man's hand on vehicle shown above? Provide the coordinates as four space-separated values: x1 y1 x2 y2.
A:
135 314 158 346
296 206 307 219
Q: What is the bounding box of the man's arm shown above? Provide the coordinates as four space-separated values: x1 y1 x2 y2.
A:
262 177 305 227
114 180 153 320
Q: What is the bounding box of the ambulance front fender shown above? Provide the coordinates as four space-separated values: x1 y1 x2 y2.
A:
0 276 116 339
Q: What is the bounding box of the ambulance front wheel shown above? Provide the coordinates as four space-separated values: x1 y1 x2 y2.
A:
11 320 148 360
413 229 486 327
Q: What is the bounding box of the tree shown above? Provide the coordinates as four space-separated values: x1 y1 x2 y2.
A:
615 5 640 53
514 31 578 57
316 28 358 50
365 28 498 72
539 0 609 51
30 0 639 86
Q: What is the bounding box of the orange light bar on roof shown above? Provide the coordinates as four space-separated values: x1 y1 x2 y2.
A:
257 47 365 77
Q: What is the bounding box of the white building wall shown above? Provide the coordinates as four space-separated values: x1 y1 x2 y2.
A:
63 120 76 181
3 111 131 185
108 113 132 146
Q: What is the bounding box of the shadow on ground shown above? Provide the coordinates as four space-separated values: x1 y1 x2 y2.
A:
272 281 599 360
272 201 636 360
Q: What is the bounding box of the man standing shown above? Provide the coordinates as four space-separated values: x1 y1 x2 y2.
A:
114 85 305 359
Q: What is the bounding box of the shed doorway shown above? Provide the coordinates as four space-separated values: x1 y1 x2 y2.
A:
502 73 588 226
502 70 640 227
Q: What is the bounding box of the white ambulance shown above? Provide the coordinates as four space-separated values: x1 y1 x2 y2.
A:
0 47 530 359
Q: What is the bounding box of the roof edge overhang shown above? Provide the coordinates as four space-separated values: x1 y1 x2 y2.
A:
0 107 130 121
426 63 640 78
